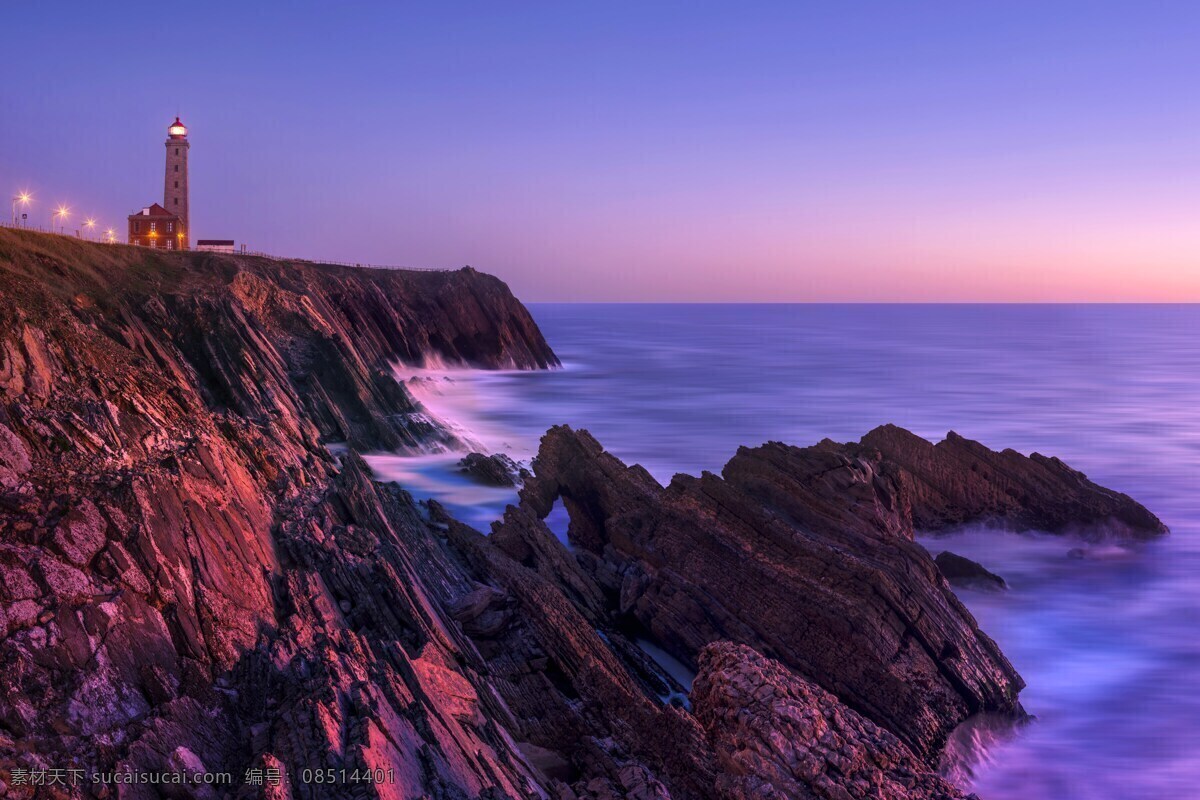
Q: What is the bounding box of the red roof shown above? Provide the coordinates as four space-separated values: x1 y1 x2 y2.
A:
128 203 179 219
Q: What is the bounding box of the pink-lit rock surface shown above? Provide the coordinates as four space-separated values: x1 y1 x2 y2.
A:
0 229 1164 799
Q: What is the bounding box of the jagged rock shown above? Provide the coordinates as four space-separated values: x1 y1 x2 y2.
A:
935 551 1008 591
858 424 1167 538
499 424 1163 766
0 422 31 487
439 503 718 800
0 230 556 799
503 426 1027 762
0 229 1168 800
458 451 529 486
692 642 970 800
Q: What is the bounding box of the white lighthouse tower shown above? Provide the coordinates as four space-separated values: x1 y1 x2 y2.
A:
164 117 189 248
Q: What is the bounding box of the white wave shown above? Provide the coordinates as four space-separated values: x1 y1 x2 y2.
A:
364 451 519 529
356 359 544 529
391 359 535 459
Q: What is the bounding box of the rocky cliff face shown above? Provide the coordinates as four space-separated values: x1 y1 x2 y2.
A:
0 230 556 799
0 229 1165 799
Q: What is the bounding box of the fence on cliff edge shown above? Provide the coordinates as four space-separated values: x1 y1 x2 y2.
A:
0 220 452 273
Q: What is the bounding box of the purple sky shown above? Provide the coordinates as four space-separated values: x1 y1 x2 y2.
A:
3 2 1199 301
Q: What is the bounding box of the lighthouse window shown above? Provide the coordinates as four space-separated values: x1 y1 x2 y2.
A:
174 198 178 206
175 148 179 155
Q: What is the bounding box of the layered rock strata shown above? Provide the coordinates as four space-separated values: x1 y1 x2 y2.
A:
691 642 971 800
0 229 1165 799
0 230 556 798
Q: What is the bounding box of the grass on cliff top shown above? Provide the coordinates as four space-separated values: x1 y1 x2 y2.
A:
0 228 469 309
0 227 225 302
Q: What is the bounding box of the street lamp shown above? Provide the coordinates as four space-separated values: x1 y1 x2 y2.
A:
105 228 116 244
84 218 97 240
53 204 70 234
12 190 32 226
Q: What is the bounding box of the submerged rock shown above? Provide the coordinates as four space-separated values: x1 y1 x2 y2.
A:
936 551 1008 590
457 451 529 486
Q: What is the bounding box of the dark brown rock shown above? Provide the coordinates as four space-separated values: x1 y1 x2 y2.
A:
458 451 529 486
497 423 1161 768
505 426 1026 763
692 642 970 800
935 551 1008 591
859 424 1167 538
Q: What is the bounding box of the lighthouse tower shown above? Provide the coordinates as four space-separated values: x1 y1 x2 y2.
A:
164 117 189 248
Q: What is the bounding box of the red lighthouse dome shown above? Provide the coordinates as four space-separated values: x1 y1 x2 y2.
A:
167 117 188 138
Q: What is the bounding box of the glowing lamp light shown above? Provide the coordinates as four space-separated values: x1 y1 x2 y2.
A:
168 117 188 138
84 218 96 229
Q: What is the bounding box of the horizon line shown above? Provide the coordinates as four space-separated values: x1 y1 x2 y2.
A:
522 299 1200 305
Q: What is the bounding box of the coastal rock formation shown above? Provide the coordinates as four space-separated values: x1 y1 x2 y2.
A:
857 425 1167 538
501 427 1026 763
0 230 556 799
493 423 1163 766
691 642 970 800
458 451 529 486
935 552 1008 591
0 229 1166 799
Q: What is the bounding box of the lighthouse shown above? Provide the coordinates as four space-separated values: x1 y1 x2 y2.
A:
130 118 190 249
164 117 189 247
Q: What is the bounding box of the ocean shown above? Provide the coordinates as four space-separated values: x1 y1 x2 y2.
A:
368 303 1200 799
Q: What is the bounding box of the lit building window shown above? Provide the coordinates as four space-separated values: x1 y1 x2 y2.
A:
150 222 156 232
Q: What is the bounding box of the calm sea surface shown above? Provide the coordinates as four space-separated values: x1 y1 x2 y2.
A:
370 304 1200 799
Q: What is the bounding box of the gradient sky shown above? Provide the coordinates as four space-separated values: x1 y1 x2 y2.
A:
3 2 1199 301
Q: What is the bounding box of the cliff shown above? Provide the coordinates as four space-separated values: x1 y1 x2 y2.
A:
0 230 558 798
0 229 1165 800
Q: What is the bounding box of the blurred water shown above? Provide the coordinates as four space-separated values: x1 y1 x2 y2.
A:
375 304 1200 798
